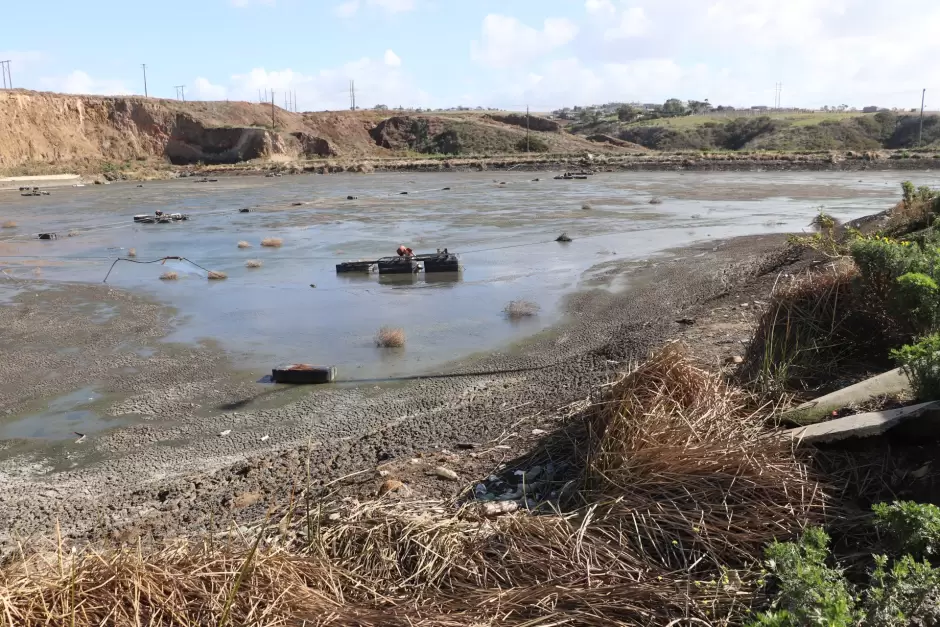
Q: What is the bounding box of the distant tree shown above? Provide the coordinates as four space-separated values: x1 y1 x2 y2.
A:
374 104 388 111
662 98 689 117
687 100 713 115
617 104 641 122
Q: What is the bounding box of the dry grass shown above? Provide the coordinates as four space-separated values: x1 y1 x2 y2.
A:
237 240 252 249
1 220 17 229
207 271 227 280
127 248 136 258
0 346 822 626
741 262 893 395
245 259 263 268
375 326 405 348
503 299 540 319
159 271 178 281
261 237 283 248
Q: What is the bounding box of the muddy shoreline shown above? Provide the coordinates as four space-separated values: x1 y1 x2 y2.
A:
0 230 796 550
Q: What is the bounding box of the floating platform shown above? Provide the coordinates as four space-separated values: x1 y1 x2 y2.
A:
423 253 460 273
377 256 418 275
272 364 336 384
336 261 374 273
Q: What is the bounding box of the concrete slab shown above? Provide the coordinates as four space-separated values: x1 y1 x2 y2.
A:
782 368 911 425
785 401 940 444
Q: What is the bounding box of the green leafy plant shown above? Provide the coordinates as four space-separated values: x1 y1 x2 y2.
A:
892 334 940 400
895 272 940 330
873 501 940 559
750 527 858 627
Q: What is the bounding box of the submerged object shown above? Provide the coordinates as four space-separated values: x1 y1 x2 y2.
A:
272 364 336 384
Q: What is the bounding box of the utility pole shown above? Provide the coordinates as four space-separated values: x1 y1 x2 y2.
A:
349 80 356 111
919 88 927 146
141 64 148 97
174 85 185 101
526 105 530 152
294 90 297 112
271 89 276 130
0 61 11 89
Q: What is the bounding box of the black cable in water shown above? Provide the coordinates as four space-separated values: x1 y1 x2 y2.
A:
103 256 214 283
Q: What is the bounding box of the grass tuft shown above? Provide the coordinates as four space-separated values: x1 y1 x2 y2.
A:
237 240 252 249
245 260 263 269
555 232 572 242
160 271 178 281
504 299 540 319
0 346 821 627
261 237 283 248
582 202 593 210
649 197 663 205
375 326 405 348
207 271 228 280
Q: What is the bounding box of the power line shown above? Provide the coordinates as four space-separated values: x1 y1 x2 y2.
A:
141 64 148 97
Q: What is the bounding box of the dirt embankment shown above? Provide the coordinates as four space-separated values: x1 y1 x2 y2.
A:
0 91 628 175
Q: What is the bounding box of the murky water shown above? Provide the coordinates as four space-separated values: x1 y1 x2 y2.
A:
0 170 928 380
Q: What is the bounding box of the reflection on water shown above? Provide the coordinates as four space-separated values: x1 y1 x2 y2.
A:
0 170 925 378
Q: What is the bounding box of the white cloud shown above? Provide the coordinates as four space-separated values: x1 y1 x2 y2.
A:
585 0 615 15
367 0 415 12
603 6 649 40
335 0 414 17
40 70 132 96
334 0 359 17
219 54 428 110
192 77 227 100
384 49 402 67
471 15 579 68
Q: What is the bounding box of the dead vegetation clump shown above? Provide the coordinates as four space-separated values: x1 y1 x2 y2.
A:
581 202 592 210
207 271 227 280
159 271 178 281
245 259 263 268
237 240 252 249
649 197 663 205
0 346 821 627
555 232 572 242
375 326 405 348
1 220 17 229
741 262 893 395
503 299 540 319
127 248 136 258
261 237 283 248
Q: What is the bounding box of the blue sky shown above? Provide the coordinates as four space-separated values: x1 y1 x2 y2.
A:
3 0 940 111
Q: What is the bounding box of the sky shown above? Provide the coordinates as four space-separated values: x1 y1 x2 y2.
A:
3 0 940 112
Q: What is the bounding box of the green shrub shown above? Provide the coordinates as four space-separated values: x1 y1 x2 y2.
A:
903 181 916 206
874 501 940 558
892 334 940 400
851 237 925 302
751 510 940 627
516 136 550 152
750 527 858 627
896 272 940 329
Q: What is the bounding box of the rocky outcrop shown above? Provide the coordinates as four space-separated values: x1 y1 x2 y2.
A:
291 132 337 157
485 113 561 133
369 116 447 151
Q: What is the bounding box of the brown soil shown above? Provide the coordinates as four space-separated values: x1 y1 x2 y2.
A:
0 90 633 175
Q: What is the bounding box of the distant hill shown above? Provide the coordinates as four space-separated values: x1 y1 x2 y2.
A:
0 90 638 174
566 111 940 152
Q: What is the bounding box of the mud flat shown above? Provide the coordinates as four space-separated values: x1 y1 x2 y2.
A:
0 169 929 547
0 230 794 547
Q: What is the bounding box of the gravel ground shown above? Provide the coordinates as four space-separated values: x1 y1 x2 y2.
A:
0 233 790 550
